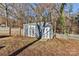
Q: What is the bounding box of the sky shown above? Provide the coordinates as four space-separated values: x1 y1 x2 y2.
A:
30 3 79 17
72 3 79 13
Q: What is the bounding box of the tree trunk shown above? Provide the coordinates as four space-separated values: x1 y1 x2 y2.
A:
19 27 21 36
9 25 11 36
36 23 42 40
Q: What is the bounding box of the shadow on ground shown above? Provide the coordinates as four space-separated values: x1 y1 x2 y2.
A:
0 46 5 49
9 39 40 56
0 35 10 38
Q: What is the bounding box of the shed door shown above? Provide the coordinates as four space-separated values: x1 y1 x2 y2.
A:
30 26 36 37
43 27 50 39
28 25 36 37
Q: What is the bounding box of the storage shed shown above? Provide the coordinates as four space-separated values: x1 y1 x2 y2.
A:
23 22 53 39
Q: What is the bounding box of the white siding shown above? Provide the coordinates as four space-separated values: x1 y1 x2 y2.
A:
23 23 53 39
28 25 36 37
42 27 51 39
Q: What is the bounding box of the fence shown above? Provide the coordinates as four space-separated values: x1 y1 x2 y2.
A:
0 27 9 36
0 27 23 36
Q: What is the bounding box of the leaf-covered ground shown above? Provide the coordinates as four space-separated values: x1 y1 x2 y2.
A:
0 36 36 56
1 36 79 56
18 38 79 56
